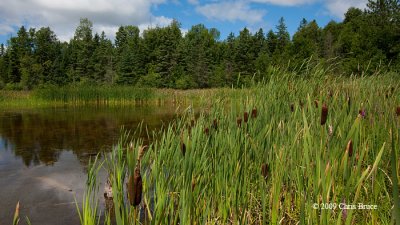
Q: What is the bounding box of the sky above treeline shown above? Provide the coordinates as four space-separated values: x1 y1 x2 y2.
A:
0 0 368 44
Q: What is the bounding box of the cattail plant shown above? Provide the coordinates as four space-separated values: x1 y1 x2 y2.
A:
204 127 209 135
180 132 186 156
212 119 218 130
396 106 400 116
346 140 353 157
290 103 294 112
261 163 269 183
128 145 147 207
128 166 142 207
237 117 242 127
314 100 319 108
190 119 195 127
244 112 249 123
320 104 328 125
251 108 257 118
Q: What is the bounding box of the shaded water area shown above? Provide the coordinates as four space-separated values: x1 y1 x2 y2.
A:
0 105 177 225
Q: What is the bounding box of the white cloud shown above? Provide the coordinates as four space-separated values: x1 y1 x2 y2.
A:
325 0 368 19
250 0 316 6
0 0 172 41
196 1 266 24
137 16 174 32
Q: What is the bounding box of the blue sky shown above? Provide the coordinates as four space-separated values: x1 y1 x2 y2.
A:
0 0 368 45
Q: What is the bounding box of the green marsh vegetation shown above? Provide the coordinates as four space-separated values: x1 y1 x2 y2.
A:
0 86 227 108
76 70 400 224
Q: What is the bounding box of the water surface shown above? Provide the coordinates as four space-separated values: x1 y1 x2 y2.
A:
0 105 176 225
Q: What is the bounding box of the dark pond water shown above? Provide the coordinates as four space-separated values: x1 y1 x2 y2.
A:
0 105 177 225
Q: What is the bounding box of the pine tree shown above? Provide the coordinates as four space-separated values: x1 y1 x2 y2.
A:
292 20 322 61
115 26 143 85
266 30 278 55
275 17 290 53
71 18 94 83
183 24 218 88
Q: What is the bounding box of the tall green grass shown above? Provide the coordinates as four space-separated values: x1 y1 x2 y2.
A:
78 72 399 224
0 85 231 108
33 85 156 105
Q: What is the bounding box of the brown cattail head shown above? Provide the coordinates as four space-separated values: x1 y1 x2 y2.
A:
251 108 257 118
180 132 186 156
346 140 353 157
190 119 195 127
180 142 186 156
237 117 242 127
314 100 319 108
128 166 142 206
290 103 294 112
212 119 218 130
244 112 249 123
321 104 328 125
261 163 269 182
204 127 209 135
396 106 400 116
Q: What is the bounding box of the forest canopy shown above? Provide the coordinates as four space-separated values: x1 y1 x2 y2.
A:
0 0 399 90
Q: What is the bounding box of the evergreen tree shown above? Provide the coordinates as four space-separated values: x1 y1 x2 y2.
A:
235 27 255 81
266 30 278 55
115 26 143 85
292 20 322 61
142 20 182 87
33 27 60 85
91 32 114 84
183 24 217 88
71 18 94 83
275 17 290 53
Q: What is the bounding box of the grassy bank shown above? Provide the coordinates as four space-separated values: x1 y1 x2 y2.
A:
73 72 400 224
0 86 231 108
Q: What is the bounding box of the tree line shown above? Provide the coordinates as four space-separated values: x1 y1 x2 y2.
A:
0 0 399 90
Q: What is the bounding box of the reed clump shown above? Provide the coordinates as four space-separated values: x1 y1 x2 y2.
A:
78 71 399 225
243 112 249 123
236 117 242 127
251 108 257 118
320 104 328 125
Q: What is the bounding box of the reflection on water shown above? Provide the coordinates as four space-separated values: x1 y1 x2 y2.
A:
0 106 176 166
0 105 176 225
